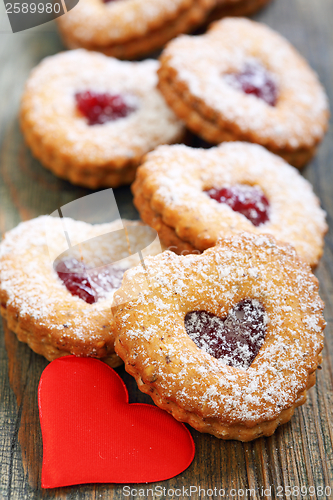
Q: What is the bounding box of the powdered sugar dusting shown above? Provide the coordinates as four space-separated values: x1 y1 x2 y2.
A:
57 0 195 45
114 233 325 424
0 216 161 342
137 142 327 266
21 50 183 165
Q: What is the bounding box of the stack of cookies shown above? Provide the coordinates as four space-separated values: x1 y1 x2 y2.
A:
0 0 329 441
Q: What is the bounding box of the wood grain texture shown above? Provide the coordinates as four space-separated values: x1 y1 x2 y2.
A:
0 0 333 498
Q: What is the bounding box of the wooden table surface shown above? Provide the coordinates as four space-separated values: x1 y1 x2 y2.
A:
0 0 333 498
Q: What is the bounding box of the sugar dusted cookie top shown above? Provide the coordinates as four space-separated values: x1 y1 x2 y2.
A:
20 50 184 188
158 18 329 166
57 0 215 59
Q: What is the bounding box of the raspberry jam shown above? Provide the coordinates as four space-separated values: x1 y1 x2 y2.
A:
75 91 137 125
184 299 267 370
56 257 125 304
206 184 269 226
224 61 278 106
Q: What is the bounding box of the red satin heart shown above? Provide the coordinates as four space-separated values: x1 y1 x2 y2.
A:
38 357 195 488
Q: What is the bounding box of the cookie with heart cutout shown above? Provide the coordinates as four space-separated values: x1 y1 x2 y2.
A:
56 0 215 60
0 216 161 366
20 50 184 189
157 17 329 168
113 232 325 441
132 142 327 268
39 357 195 488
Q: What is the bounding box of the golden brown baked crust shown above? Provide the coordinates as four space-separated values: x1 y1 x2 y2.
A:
57 0 215 60
132 143 327 268
208 0 271 21
20 50 184 189
157 18 329 168
113 233 325 441
0 216 161 366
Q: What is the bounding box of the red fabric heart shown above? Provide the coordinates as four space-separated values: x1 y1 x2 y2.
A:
38 356 195 488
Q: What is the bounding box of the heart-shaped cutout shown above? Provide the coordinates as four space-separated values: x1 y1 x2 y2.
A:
6 0 79 34
38 357 195 488
184 299 267 370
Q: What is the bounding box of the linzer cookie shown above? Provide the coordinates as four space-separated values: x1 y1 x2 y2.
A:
20 50 184 189
132 142 327 268
158 17 329 167
113 233 325 441
0 216 161 366
56 0 215 60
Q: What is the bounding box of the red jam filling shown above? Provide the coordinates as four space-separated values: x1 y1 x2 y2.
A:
184 299 267 370
75 91 137 125
56 257 125 304
225 61 278 106
205 184 269 226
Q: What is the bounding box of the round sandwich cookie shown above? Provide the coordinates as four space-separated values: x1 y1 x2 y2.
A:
0 216 161 366
132 142 327 268
20 50 184 189
57 0 216 60
158 17 329 167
